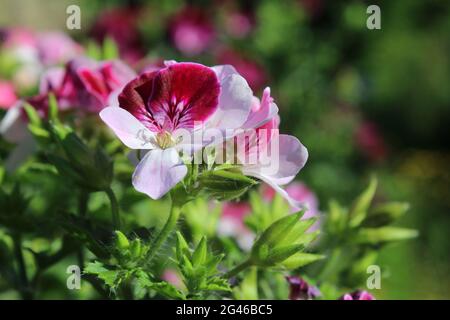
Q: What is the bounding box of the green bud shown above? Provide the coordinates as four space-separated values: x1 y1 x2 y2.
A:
175 231 189 261
130 239 142 258
199 169 257 201
114 231 130 250
192 236 207 267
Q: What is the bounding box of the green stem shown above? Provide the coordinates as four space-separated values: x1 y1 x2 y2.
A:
77 191 89 268
13 234 32 300
105 187 121 230
224 259 253 279
147 197 182 262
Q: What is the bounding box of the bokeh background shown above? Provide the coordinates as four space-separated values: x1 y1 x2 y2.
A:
1 0 449 299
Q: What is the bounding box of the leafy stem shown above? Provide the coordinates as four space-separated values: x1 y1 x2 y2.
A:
224 259 253 279
105 187 121 230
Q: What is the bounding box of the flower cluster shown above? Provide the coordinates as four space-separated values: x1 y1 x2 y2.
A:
100 61 308 203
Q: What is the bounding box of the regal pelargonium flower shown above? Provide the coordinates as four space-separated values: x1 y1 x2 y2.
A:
100 62 253 199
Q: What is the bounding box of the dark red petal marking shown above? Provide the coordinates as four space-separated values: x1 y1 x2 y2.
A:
118 63 219 132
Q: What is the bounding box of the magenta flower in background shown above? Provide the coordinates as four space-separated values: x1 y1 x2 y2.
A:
0 81 17 109
27 57 135 116
286 276 321 300
355 121 388 162
340 290 375 300
169 7 215 56
69 58 136 113
224 11 254 38
217 49 267 91
91 7 144 63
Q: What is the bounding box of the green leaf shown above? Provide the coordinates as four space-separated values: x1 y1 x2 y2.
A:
349 177 377 228
265 244 305 265
85 262 120 288
280 253 325 269
48 93 59 123
282 217 317 244
363 202 410 227
252 212 303 254
23 102 42 127
354 227 418 245
102 37 119 59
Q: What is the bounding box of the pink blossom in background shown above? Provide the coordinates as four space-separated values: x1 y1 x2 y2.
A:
91 7 144 63
36 32 83 66
0 81 17 109
355 121 388 162
218 202 254 250
169 7 215 56
340 290 375 300
224 11 254 38
262 182 321 231
217 49 267 91
0 28 36 50
161 269 184 289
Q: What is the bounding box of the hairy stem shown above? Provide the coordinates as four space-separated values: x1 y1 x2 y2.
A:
147 197 182 263
105 187 121 230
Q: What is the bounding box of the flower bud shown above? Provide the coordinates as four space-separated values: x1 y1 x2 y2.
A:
114 231 130 250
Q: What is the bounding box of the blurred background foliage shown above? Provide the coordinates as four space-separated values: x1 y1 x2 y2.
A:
0 0 449 299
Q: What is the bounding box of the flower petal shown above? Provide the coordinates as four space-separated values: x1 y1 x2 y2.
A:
99 107 155 149
242 135 308 209
119 62 220 132
132 148 187 199
208 64 253 130
243 87 279 129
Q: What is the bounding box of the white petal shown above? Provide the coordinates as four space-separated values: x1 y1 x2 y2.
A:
132 148 187 199
208 65 253 130
99 107 155 150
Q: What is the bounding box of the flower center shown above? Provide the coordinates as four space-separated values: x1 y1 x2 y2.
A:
156 131 176 149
